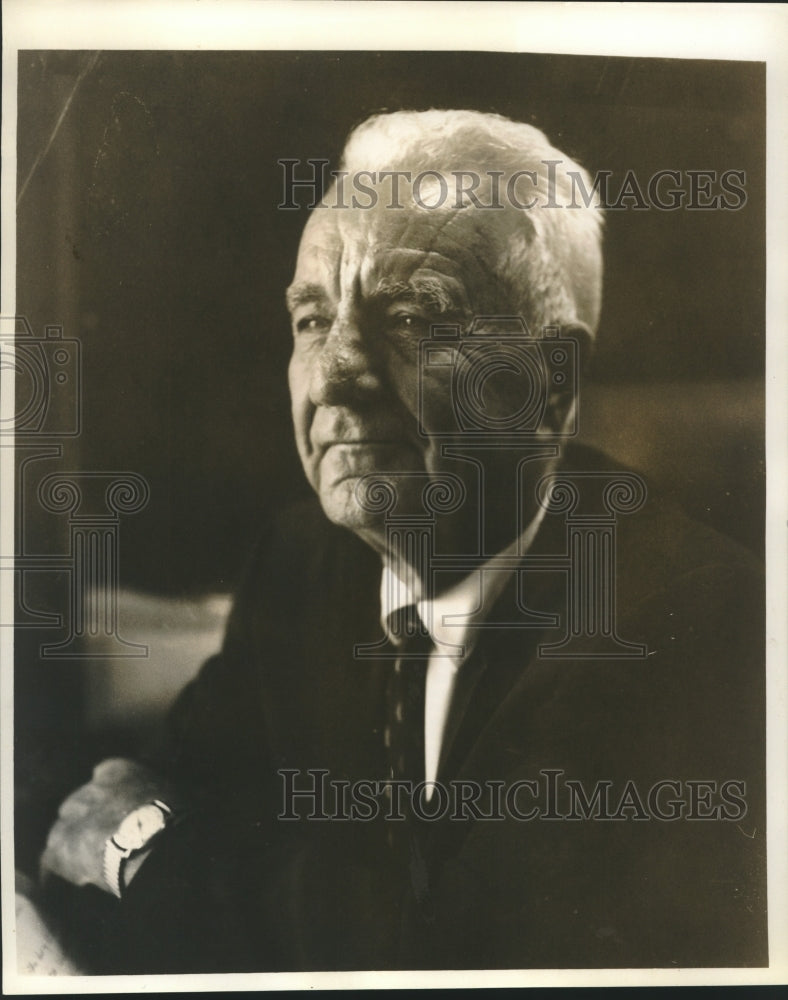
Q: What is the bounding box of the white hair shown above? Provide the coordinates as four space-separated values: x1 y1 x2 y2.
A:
338 109 604 335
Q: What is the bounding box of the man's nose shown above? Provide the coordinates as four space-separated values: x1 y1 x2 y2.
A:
308 315 383 406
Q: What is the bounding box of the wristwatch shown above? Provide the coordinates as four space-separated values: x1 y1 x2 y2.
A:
103 799 173 898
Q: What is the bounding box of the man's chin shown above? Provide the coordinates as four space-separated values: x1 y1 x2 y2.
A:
317 477 387 534
316 474 481 565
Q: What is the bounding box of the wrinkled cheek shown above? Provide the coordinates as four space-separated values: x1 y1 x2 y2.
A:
288 360 318 482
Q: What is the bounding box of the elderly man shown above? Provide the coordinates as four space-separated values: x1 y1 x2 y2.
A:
41 110 766 972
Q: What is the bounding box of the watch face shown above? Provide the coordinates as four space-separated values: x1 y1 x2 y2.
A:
115 802 168 852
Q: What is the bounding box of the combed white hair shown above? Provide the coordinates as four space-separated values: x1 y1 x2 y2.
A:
339 109 604 335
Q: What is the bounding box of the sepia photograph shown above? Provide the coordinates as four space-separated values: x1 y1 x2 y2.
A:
2 1 786 990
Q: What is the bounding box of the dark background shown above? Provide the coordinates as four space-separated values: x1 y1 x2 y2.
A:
17 51 765 594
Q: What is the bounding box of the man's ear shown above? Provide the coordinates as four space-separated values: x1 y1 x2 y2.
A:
543 321 594 436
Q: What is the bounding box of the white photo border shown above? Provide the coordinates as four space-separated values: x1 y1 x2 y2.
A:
2 1 786 992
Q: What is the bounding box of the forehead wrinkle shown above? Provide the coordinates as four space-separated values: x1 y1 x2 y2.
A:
365 248 464 287
396 205 463 272
431 208 509 302
354 207 461 311
393 207 507 314
326 203 514 317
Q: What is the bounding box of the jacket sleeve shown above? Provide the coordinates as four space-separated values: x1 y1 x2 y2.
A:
141 527 278 815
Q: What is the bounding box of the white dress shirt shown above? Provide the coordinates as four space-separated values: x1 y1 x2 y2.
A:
379 504 547 797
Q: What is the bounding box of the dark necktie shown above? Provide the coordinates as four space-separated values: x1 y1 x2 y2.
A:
382 606 435 921
384 603 431 791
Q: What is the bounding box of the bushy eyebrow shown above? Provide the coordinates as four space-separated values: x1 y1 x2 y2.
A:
286 273 468 317
369 274 462 316
285 282 330 312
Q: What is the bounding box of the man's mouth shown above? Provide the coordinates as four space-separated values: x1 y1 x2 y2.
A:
316 440 419 485
314 436 414 455
321 440 402 448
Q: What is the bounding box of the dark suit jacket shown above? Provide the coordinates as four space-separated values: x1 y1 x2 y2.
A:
76 445 766 973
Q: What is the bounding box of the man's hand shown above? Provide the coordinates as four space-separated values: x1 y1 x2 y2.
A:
40 758 173 893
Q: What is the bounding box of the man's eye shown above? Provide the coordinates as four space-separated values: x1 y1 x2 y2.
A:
387 312 429 334
295 315 331 335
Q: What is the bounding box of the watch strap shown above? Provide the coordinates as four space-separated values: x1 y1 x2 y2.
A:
102 836 129 899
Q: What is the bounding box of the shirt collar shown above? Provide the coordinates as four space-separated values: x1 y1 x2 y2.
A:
379 501 548 665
